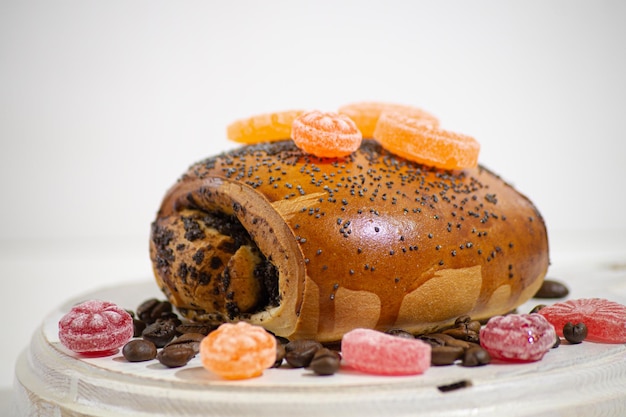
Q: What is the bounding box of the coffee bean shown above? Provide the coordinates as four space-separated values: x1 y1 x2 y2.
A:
563 322 587 344
529 304 546 314
533 279 569 299
122 339 157 362
284 339 322 368
136 299 173 324
157 345 196 368
142 319 177 348
309 348 341 375
272 342 286 368
165 333 205 354
385 329 415 339
454 315 472 326
461 346 491 367
133 318 147 337
552 333 561 348
442 327 479 344
431 346 464 366
176 323 217 336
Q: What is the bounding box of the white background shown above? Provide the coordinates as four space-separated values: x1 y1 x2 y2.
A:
1 0 626 410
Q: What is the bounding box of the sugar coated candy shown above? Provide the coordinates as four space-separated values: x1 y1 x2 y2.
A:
338 101 439 138
200 321 277 380
539 298 626 344
58 300 134 355
341 328 431 376
227 110 305 144
479 314 556 362
291 110 362 158
373 110 479 170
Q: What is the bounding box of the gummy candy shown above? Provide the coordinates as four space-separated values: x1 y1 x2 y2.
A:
58 300 134 355
291 110 362 158
338 101 439 138
373 111 480 170
479 314 556 362
199 321 276 380
341 328 431 376
227 110 305 144
539 298 626 344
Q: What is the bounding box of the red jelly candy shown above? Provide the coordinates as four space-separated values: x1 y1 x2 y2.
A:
539 298 626 344
58 300 134 355
341 328 431 376
479 314 556 362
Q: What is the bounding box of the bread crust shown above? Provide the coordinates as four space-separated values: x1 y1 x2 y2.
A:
150 140 549 342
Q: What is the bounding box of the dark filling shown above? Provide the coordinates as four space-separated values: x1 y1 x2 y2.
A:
198 210 281 316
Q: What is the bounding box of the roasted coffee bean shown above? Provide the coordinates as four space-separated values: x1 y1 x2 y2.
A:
133 318 147 337
309 348 341 375
417 334 447 348
272 342 286 368
552 333 561 348
157 345 196 368
136 299 173 324
385 329 415 339
533 279 569 299
454 315 471 326
284 339 322 368
529 304 546 314
462 346 491 367
142 319 178 348
431 346 465 366
563 322 587 344
466 320 482 334
442 327 479 344
176 323 217 336
122 339 157 362
165 333 205 354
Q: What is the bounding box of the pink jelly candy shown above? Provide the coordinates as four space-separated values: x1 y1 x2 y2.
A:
58 300 134 355
479 314 556 362
341 328 431 375
539 298 626 344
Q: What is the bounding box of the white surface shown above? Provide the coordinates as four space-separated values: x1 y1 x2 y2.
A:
1 1 626 241
2 1 626 413
11 245 626 416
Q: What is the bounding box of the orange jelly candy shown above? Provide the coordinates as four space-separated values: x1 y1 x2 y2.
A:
199 322 276 380
373 111 480 170
227 110 305 144
338 102 439 138
291 110 362 158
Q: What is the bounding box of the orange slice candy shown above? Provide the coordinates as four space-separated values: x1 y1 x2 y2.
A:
291 110 362 158
199 322 276 380
338 102 439 138
227 110 305 144
373 111 480 170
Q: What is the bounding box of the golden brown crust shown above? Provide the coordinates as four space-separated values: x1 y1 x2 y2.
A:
150 140 549 342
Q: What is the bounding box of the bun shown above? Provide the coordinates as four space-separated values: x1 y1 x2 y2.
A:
150 140 549 342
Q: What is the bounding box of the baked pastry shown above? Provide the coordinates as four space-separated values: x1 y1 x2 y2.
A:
150 139 549 342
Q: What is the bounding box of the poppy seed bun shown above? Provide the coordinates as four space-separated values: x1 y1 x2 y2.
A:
150 139 549 342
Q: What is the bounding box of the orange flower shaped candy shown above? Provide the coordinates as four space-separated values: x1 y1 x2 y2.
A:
200 322 277 380
291 110 362 158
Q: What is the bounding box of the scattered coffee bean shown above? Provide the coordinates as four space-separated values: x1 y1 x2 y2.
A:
442 327 479 344
284 339 322 368
136 299 173 324
273 342 286 368
461 346 491 367
563 322 587 344
431 346 465 366
309 348 341 375
454 315 471 326
552 333 561 348
133 318 147 337
175 323 217 336
529 304 546 314
385 329 415 339
533 279 569 299
122 339 157 362
437 379 473 392
157 345 196 368
165 333 205 354
142 319 178 348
